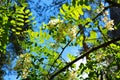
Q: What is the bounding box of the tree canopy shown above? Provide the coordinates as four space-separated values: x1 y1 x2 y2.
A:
0 0 120 80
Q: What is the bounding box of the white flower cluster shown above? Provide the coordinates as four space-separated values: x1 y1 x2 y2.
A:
102 16 108 22
102 11 114 30
68 25 77 39
102 10 109 22
103 11 109 16
105 20 114 30
47 19 78 42
48 19 63 26
14 54 32 79
22 68 29 79
96 3 114 30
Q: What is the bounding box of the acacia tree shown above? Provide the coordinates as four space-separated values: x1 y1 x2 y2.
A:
14 0 120 80
1 0 120 80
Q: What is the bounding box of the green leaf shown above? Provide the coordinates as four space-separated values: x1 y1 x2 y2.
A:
16 18 24 22
42 70 48 75
10 20 16 24
17 23 24 26
28 13 33 16
73 10 79 20
16 27 22 30
77 6 83 15
86 18 92 22
16 32 20 35
12 29 16 32
83 4 91 10
115 53 120 59
22 3 28 7
89 30 97 39
62 4 69 11
16 14 24 18
67 53 75 61
25 20 30 23
25 16 29 18
25 9 30 14
60 8 65 15
77 35 83 47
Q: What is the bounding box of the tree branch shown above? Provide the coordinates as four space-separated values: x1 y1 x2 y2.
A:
49 37 120 80
48 4 113 78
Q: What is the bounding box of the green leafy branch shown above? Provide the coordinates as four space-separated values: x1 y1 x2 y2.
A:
50 36 120 80
48 4 117 79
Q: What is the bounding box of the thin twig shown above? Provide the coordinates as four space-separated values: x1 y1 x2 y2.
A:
48 40 72 74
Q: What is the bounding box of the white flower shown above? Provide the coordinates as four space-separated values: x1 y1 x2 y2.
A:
22 68 29 79
96 7 104 14
48 19 63 25
109 20 114 25
104 11 109 15
96 9 101 13
96 3 105 14
71 27 77 38
69 25 77 38
100 3 104 8
105 20 114 30
103 11 109 16
102 16 108 22
101 7 104 11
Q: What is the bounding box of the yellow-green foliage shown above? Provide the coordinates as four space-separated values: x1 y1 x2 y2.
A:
0 1 34 54
9 3 33 35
